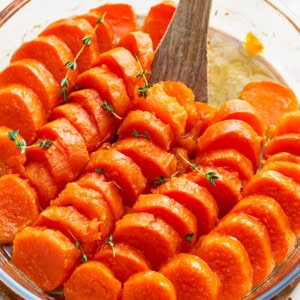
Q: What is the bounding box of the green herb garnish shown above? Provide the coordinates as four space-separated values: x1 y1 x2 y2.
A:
184 233 194 243
106 235 116 257
59 12 107 102
66 228 88 264
178 151 219 186
8 130 52 154
135 51 153 98
132 129 150 139
101 101 122 120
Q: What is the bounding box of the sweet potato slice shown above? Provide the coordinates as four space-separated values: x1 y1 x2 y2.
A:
40 18 99 72
113 212 181 269
0 125 26 176
0 174 39 244
231 195 296 265
76 172 125 221
122 270 176 300
132 194 198 251
113 137 177 184
26 139 74 191
133 82 187 140
142 1 177 50
37 117 89 178
84 148 147 207
240 80 299 127
154 176 218 235
243 169 300 235
262 152 300 165
64 260 121 300
261 160 300 185
91 3 139 41
274 110 300 136
197 119 262 170
21 161 59 209
263 133 300 159
0 84 46 143
11 35 78 90
192 233 253 300
95 47 143 99
34 205 101 257
212 212 275 286
161 81 198 131
195 149 254 183
210 99 266 136
194 102 218 135
186 166 242 217
117 110 174 150
50 102 100 153
160 253 221 300
94 242 150 283
12 226 81 291
70 89 117 144
51 182 114 239
76 11 115 52
75 65 131 118
0 59 60 115
117 31 154 72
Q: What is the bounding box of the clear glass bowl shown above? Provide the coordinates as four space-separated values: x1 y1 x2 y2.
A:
0 0 299 299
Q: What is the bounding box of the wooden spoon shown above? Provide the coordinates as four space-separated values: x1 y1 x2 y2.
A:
149 0 212 102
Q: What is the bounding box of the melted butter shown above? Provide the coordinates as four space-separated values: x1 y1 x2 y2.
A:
207 28 285 107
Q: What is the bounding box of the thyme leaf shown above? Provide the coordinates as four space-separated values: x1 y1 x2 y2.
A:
184 232 194 243
132 129 150 139
137 84 153 98
95 168 105 174
82 36 92 46
151 171 179 186
205 171 219 187
151 175 170 186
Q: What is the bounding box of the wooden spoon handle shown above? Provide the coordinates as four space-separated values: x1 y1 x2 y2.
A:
149 0 212 102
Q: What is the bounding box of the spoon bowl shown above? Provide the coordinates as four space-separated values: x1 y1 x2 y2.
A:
149 0 212 102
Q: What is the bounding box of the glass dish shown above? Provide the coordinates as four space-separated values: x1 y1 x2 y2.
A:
0 0 299 299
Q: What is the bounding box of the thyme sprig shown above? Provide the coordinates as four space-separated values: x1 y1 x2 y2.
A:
8 130 52 154
59 12 107 102
178 151 219 186
101 101 122 120
95 168 122 190
66 228 88 264
106 234 116 257
151 171 179 186
135 51 152 98
132 129 150 139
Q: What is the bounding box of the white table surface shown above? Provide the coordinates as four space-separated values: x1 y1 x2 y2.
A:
0 0 299 299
